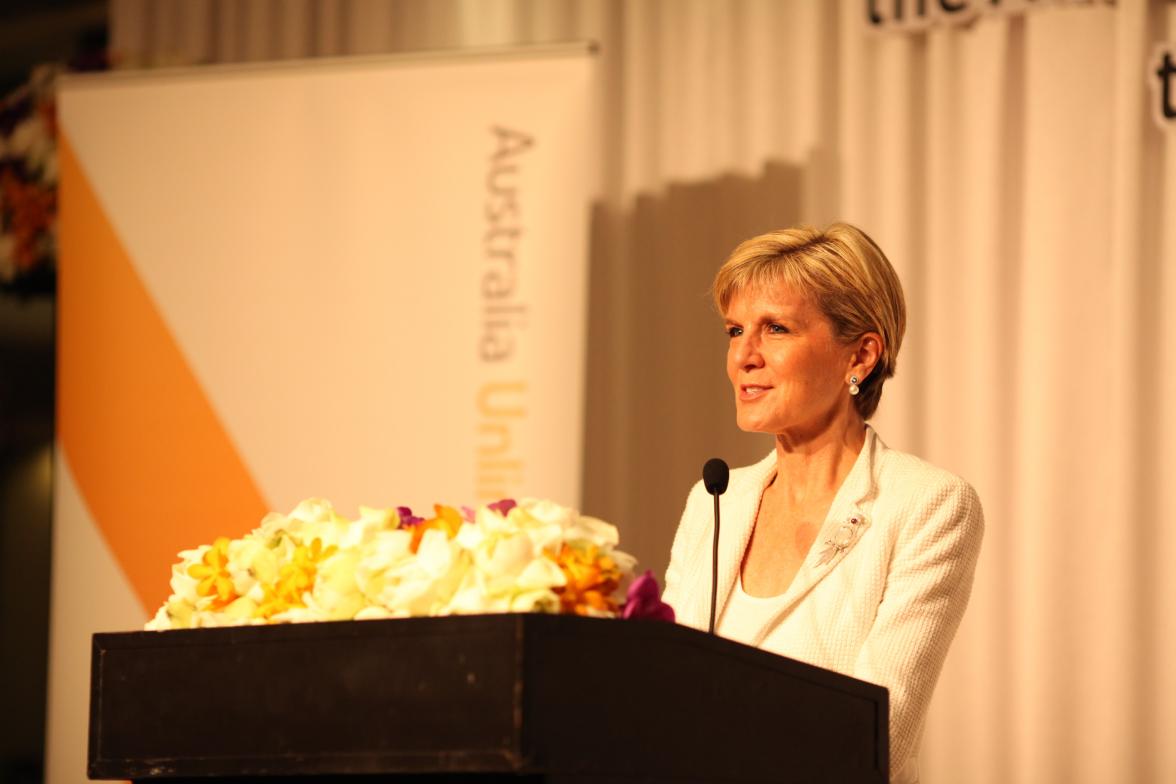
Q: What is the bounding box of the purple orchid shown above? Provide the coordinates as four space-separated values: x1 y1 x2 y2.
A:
622 570 675 623
396 506 425 528
487 498 517 516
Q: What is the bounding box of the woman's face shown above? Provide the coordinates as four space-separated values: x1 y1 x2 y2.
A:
724 284 858 438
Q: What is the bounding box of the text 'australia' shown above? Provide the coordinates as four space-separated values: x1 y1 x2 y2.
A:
480 126 533 362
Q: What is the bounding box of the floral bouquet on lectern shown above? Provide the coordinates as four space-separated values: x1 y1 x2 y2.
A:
146 497 673 630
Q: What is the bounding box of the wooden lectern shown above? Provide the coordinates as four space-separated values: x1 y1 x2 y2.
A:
89 614 888 783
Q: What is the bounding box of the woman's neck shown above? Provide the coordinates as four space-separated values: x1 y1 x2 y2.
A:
770 418 867 507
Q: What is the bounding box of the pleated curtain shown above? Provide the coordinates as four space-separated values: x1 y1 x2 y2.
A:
105 2 1176 782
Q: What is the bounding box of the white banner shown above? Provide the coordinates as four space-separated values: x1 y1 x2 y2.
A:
50 47 597 783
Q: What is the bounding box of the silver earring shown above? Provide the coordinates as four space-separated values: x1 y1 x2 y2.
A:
848 375 860 396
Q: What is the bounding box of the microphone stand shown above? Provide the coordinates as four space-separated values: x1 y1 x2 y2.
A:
709 491 720 634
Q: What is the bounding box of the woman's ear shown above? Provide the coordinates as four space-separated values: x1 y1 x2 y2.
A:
849 333 883 382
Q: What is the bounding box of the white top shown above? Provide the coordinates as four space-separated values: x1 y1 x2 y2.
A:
717 575 790 646
663 427 984 784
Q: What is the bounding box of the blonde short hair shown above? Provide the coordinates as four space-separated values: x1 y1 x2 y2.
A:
712 223 906 420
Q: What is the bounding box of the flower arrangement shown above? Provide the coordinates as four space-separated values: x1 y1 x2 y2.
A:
146 497 674 630
0 65 59 295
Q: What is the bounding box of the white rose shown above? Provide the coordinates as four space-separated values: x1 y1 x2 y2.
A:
145 605 172 631
269 605 327 624
354 605 398 621
253 511 293 542
340 506 397 549
516 498 573 528
289 498 336 525
475 531 536 595
286 499 349 550
565 515 621 549
455 521 486 550
379 529 466 615
221 595 259 623
311 550 365 620
474 504 517 535
515 557 566 592
609 548 638 575
169 545 209 605
445 580 510 614
227 537 279 595
354 529 414 602
162 597 197 628
189 610 230 628
509 589 560 613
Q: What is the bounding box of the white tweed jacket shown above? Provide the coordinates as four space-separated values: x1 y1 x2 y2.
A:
663 427 983 783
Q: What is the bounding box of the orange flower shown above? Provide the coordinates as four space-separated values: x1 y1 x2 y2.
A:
0 170 56 272
187 537 238 609
410 504 463 553
546 543 622 616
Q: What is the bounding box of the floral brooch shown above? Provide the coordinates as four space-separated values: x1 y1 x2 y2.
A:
815 514 867 567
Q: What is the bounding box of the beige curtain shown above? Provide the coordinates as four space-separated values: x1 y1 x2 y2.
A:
107 2 1176 782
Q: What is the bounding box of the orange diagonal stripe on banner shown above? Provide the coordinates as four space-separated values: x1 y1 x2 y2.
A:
57 133 269 614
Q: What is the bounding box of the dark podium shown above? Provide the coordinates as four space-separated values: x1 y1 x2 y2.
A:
89 614 888 783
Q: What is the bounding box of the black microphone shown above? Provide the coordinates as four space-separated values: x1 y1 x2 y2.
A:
702 458 729 634
703 458 729 495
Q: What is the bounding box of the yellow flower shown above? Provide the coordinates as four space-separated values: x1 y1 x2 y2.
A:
187 537 238 610
254 581 299 619
253 537 337 620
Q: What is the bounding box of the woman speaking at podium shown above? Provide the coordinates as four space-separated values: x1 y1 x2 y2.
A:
662 223 983 784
